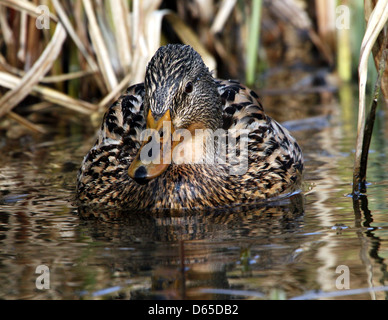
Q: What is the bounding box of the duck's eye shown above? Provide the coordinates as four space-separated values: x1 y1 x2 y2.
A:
184 81 193 93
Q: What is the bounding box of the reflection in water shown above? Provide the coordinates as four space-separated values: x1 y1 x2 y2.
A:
78 193 305 241
352 195 388 300
77 194 305 299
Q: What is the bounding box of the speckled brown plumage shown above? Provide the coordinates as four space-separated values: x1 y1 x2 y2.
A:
76 44 303 212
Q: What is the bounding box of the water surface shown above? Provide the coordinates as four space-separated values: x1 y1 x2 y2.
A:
1 85 388 300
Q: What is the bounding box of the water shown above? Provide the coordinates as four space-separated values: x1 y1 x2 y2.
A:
1 86 388 300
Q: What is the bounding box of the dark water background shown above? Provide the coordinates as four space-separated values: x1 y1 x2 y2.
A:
1 84 388 300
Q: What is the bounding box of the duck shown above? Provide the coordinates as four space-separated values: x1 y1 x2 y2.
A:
76 44 304 212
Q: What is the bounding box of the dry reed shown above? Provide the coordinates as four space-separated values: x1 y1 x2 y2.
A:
0 1 387 196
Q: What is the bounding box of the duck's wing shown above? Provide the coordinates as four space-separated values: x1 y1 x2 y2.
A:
217 79 302 162
76 83 146 205
217 79 303 198
217 79 267 131
97 83 146 148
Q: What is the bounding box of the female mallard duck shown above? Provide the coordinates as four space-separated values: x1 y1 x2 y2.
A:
76 44 303 211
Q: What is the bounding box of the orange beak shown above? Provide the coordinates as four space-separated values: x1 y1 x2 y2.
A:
128 109 178 184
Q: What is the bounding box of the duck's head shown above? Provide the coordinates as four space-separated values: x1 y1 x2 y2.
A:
128 44 222 184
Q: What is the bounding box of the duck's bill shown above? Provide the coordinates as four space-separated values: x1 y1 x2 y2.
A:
128 109 178 185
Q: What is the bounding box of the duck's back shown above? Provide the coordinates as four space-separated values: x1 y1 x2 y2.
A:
217 80 304 201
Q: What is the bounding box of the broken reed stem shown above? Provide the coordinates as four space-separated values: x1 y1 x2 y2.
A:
353 31 388 196
352 1 388 196
0 71 97 114
8 111 47 134
356 91 379 194
0 22 67 118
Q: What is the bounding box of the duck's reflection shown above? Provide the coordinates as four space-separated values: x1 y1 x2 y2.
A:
77 193 305 299
78 192 304 240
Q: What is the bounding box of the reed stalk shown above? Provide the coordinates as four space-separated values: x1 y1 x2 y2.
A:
0 21 67 118
336 0 352 82
246 0 262 86
352 0 388 196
